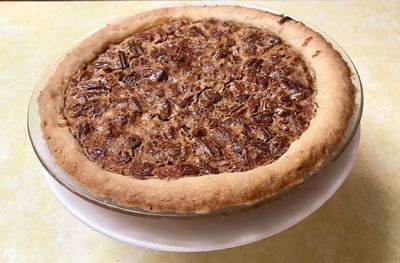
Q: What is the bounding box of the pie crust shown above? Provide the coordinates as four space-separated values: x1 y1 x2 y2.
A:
38 5 355 213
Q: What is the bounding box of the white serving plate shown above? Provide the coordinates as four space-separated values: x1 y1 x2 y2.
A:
42 128 360 252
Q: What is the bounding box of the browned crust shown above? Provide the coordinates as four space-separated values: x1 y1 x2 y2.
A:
38 5 355 213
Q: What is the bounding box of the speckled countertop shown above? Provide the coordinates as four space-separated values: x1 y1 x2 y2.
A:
1 1 399 262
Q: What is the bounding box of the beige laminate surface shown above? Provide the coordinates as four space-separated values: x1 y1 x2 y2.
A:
0 1 399 262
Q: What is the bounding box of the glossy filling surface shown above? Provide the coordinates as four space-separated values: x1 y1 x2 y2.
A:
63 19 316 179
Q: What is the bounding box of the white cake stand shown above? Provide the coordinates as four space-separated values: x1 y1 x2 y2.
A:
42 128 360 252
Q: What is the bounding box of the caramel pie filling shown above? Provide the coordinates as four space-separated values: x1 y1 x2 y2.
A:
63 19 316 179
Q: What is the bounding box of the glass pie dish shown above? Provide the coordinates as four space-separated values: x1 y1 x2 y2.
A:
27 7 363 219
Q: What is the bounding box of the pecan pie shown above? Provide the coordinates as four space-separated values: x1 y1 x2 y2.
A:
38 6 355 213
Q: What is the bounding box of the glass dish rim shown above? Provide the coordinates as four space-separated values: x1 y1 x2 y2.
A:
27 5 364 220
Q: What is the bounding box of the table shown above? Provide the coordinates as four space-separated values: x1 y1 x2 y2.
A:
1 1 399 262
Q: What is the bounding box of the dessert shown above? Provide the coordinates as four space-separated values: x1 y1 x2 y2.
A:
38 6 355 213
